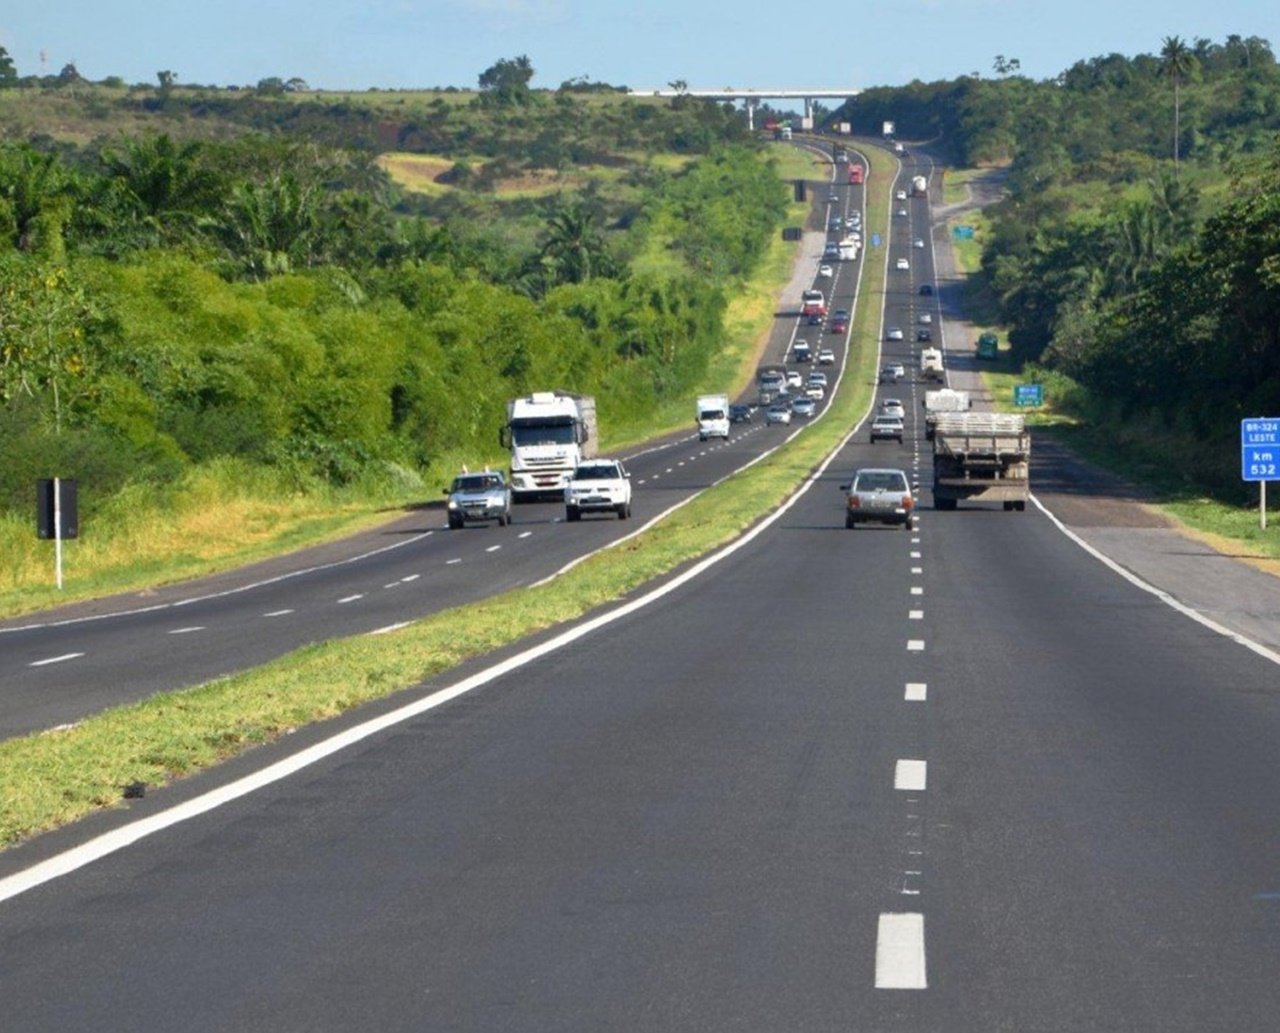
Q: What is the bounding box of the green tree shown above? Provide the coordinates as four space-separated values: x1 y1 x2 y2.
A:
539 202 611 285
0 146 78 258
477 55 534 105
0 46 17 87
1160 35 1196 173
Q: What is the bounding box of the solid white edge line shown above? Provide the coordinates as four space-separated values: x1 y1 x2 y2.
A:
0 335 882 905
876 912 927 989
1030 494 1280 667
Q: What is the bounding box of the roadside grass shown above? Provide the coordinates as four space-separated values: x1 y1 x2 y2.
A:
0 144 894 848
947 210 989 275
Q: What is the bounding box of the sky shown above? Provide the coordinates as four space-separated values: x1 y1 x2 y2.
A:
3 1 1278 96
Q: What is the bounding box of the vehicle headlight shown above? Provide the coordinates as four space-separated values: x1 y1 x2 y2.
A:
447 499 459 509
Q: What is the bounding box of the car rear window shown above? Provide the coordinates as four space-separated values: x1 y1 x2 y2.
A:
855 472 907 492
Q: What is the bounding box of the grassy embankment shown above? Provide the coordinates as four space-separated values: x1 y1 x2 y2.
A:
939 168 1279 569
0 143 893 847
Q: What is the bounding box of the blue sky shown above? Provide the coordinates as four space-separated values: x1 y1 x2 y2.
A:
3 1 1277 94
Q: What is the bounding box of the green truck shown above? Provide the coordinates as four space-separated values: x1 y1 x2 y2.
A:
976 332 999 360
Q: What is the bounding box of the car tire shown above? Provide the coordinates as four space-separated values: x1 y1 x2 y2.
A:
498 511 509 527
566 506 580 522
447 514 462 530
616 503 629 520
845 514 857 529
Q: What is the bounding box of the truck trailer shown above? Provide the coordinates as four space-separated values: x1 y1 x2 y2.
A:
501 391 598 499
922 388 971 440
911 175 928 197
932 412 1030 511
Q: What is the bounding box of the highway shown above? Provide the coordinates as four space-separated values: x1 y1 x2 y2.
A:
2 144 1278 1030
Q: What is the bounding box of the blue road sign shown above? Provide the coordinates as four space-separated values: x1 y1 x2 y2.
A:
953 225 975 239
1014 383 1043 407
1242 417 1280 481
871 233 882 248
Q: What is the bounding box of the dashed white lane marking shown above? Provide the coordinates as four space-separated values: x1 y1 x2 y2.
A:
486 545 501 553
665 468 674 474
895 759 928 791
518 532 533 539
29 652 85 667
876 913 927 989
368 621 412 636
911 586 923 595
637 480 647 485
911 567 923 575
167 627 205 635
400 574 420 582
905 682 927 701
383 582 400 589
338 594 364 604
907 640 925 652
909 610 923 620
445 559 462 565
264 609 294 618
910 551 921 559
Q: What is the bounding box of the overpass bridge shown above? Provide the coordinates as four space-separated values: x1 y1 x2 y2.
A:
628 88 862 130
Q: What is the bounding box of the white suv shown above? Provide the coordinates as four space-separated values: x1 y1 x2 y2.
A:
565 459 632 521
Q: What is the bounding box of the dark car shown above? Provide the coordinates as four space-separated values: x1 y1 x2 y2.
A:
729 403 752 423
919 284 934 296
916 328 932 342
807 312 823 326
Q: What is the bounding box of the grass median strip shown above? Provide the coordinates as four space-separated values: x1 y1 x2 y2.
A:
0 142 893 849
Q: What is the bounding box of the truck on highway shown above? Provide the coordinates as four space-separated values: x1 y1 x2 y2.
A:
838 236 860 261
696 393 731 441
775 125 792 141
932 412 1030 511
911 175 928 197
801 289 827 317
922 388 971 440
920 347 945 382
848 164 864 185
976 332 999 360
500 391 598 499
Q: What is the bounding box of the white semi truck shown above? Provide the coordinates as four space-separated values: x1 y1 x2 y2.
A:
500 391 598 499
920 347 946 382
696 393 731 441
911 174 928 197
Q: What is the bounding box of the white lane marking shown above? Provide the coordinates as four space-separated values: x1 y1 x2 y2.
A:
518 532 533 539
338 594 364 604
895 759 928 791
445 559 462 565
167 627 205 635
368 621 412 636
637 480 647 485
29 652 85 668
383 583 400 589
665 468 674 474
907 640 925 651
876 913 927 989
1031 494 1280 667
264 609 294 618
905 682 927 701
486 545 501 553
911 586 923 595
910 551 921 558
911 567 923 575
909 610 923 620
400 574 420 582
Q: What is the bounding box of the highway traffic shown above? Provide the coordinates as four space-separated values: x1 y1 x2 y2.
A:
3 142 1279 1031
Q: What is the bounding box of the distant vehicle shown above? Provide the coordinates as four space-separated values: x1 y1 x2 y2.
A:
817 348 836 365
886 327 904 341
828 191 840 203
838 237 860 261
766 404 793 425
922 387 972 441
501 391 597 499
807 371 829 387
916 328 933 342
919 313 932 324
792 339 812 363
818 263 833 278
880 398 906 419
976 332 999 360
887 362 906 379
879 364 900 384
896 208 908 217
786 370 803 389
565 458 632 521
805 382 825 400
913 238 925 249
801 288 827 316
895 257 910 271
919 284 934 296
840 467 914 530
807 312 823 326
696 393 730 441
827 216 843 232
920 347 945 382
911 175 928 197
445 471 512 529
823 242 840 259
729 403 753 423
829 309 850 333
848 164 864 184
896 190 908 201
893 142 905 154
775 125 793 140
792 396 817 416
870 414 905 443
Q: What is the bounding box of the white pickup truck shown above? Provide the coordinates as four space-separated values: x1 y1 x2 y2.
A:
565 458 632 521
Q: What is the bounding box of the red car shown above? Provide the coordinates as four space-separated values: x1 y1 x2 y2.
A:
829 309 850 333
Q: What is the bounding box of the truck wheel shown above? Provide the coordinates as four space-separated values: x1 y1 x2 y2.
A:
1015 500 1027 511
935 498 957 511
1003 501 1014 511
566 506 580 522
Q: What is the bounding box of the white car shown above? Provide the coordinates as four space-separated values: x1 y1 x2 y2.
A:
805 383 825 400
895 257 910 271
565 458 632 521
818 263 833 278
786 370 803 389
896 190 907 200
817 348 836 365
896 208 908 217
766 403 793 425
918 313 932 324
913 238 925 249
880 398 906 419
807 371 829 387
886 327 904 341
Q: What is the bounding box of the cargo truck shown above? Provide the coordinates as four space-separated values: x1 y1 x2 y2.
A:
696 393 731 441
932 412 1030 511
911 175 928 197
920 347 945 382
500 391 598 499
801 289 827 317
838 236 860 261
922 388 971 440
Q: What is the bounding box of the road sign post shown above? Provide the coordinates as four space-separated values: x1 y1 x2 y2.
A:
37 477 79 590
1241 418 1279 530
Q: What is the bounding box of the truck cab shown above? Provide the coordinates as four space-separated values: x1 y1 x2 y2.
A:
501 391 598 499
801 289 826 317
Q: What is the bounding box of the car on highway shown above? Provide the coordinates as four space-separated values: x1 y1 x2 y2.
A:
918 313 932 324
791 396 817 417
827 216 843 232
766 403 793 425
920 283 934 295
828 191 840 203
808 370 829 387
817 348 836 365
916 328 932 342
887 362 906 379
869 414 905 443
829 309 850 333
823 242 840 259
565 458 632 521
848 212 861 227
804 381 825 400
807 312 823 326
896 208 908 217
880 398 906 419
895 189 908 200
886 327 904 341
818 263 833 278
786 370 803 389
446 470 512 529
879 364 900 384
839 467 914 530
913 238 925 249
895 257 910 271
729 403 752 423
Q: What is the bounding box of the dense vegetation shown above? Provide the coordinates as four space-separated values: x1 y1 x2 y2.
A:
0 57 784 523
837 35 1280 497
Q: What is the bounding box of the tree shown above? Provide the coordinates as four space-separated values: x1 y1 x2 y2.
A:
1160 36 1196 173
0 46 17 87
539 202 611 285
993 55 1021 76
477 55 534 105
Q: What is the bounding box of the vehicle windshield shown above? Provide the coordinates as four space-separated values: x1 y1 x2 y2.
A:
454 474 503 492
510 423 577 446
855 473 906 492
575 465 620 480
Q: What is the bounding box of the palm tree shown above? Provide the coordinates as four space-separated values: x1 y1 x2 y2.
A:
1160 36 1196 174
540 203 608 285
